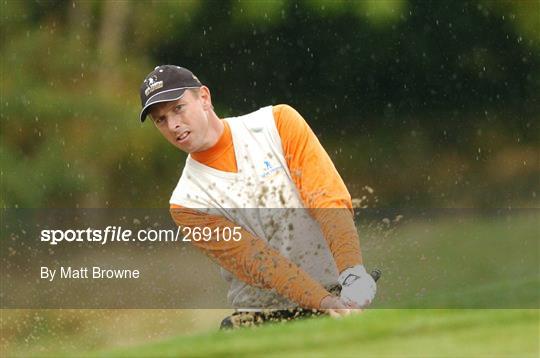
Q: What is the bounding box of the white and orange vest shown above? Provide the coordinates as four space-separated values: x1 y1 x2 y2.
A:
170 106 338 308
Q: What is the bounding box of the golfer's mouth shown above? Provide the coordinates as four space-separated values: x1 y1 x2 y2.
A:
177 131 191 143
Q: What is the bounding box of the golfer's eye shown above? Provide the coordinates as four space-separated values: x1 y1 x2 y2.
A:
174 105 184 112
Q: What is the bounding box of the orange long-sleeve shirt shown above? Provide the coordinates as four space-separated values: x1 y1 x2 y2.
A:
170 104 362 309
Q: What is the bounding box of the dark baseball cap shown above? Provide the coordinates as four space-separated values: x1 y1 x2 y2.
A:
139 65 202 122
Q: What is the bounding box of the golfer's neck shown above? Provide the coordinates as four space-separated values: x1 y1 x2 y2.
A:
201 112 225 151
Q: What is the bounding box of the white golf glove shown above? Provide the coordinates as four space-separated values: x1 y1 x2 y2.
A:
338 264 377 308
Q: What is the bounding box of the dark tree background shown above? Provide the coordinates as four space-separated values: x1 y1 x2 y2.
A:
1 0 538 208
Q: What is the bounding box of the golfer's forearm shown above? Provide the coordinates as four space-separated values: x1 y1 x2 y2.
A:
310 208 362 271
224 231 331 309
170 206 331 309
273 105 362 272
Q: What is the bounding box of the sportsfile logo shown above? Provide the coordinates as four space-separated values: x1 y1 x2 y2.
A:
261 160 281 178
144 75 163 96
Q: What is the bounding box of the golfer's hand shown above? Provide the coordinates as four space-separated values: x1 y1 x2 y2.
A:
338 264 377 308
320 295 362 318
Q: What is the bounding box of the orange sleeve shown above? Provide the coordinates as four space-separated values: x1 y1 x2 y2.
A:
273 104 362 272
170 205 331 309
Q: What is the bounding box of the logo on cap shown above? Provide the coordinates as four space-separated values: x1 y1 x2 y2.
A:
144 75 163 97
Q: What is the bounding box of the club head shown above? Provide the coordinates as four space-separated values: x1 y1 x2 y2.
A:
370 269 382 282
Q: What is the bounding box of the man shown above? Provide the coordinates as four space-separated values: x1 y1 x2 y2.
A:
139 65 377 327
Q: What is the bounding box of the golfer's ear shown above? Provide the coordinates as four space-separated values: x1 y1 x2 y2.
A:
200 86 212 109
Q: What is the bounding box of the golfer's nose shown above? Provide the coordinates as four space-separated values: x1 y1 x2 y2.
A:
168 115 182 132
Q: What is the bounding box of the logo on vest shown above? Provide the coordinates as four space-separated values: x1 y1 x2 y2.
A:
261 160 281 178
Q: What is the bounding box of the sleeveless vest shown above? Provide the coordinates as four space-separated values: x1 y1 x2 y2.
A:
170 106 338 308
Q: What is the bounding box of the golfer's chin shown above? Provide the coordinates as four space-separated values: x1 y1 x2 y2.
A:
174 139 198 154
175 143 192 153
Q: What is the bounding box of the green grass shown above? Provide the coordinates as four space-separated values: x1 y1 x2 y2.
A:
363 212 539 308
90 309 539 357
3 214 538 357
85 213 539 357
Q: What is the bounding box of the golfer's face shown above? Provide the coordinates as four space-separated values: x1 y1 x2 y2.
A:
149 90 209 153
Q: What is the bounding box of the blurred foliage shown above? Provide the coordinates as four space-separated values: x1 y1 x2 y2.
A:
1 0 538 208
